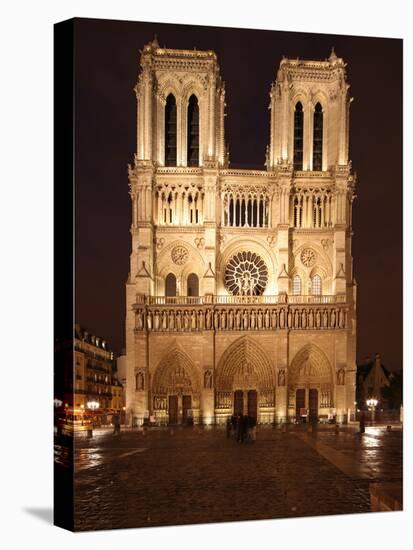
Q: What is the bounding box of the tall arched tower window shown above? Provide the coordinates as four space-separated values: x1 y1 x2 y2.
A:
292 275 302 295
187 273 199 296
293 102 304 170
165 94 177 166
165 273 177 296
187 95 199 166
313 102 323 171
311 275 322 295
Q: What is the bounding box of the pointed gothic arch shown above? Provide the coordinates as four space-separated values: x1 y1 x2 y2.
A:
288 344 333 385
152 347 201 395
216 336 275 391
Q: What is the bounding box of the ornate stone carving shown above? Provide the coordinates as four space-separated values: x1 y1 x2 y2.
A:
194 237 205 249
171 245 189 265
204 370 213 389
300 247 317 267
136 371 145 391
156 237 165 250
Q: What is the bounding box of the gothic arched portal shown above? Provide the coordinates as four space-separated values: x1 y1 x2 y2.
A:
152 348 201 425
215 337 275 421
288 344 334 421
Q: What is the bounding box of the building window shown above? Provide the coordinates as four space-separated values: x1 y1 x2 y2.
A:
187 273 199 296
313 102 323 171
311 275 322 295
293 102 304 170
165 94 177 166
187 94 199 166
165 273 177 296
292 275 302 295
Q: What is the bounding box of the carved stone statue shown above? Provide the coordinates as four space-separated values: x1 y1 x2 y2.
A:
204 369 213 389
278 369 286 386
331 309 336 328
136 372 144 391
287 310 293 328
339 308 344 328
198 309 204 330
301 309 307 329
257 310 263 329
271 309 277 329
243 309 249 330
162 310 168 330
337 368 345 385
236 309 241 329
279 308 285 329
250 310 256 330
176 310 182 331
265 310 270 329
308 309 314 328
214 310 220 330
316 310 321 328
228 309 234 330
154 310 160 330
136 311 144 330
221 309 227 329
169 310 175 330
294 309 299 329
147 310 153 330
206 309 212 330
323 309 328 328
184 310 190 330
191 310 197 329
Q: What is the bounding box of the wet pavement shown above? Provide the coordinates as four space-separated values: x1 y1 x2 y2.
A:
60 424 402 531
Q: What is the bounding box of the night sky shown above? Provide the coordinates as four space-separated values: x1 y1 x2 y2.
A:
74 18 402 370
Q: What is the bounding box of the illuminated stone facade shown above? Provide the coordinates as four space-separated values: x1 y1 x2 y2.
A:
125 39 357 425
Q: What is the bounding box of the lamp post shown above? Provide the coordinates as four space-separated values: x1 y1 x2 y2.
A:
366 398 378 424
87 400 100 427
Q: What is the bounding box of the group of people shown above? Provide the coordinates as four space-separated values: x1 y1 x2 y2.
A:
226 413 257 443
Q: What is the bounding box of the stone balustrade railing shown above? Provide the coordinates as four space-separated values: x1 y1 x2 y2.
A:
139 294 346 306
133 302 348 332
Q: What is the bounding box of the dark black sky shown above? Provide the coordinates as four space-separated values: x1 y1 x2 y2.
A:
74 18 402 370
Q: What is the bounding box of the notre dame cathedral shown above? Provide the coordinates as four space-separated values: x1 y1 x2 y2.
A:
125 37 357 426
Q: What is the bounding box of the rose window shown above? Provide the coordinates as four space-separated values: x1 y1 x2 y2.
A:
300 247 317 267
225 251 268 296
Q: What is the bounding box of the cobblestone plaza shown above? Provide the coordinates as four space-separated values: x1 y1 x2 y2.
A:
58 425 402 531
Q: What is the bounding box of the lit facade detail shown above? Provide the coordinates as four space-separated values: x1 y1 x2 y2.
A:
125 40 357 425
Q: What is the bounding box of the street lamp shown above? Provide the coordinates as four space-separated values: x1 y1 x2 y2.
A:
87 400 100 427
366 398 378 424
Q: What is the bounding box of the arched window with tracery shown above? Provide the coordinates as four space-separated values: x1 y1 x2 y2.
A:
187 273 199 297
313 102 323 171
165 94 177 166
187 95 199 166
165 273 177 297
311 274 322 295
292 275 302 295
293 102 304 170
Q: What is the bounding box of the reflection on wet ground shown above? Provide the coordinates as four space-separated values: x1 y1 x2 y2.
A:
66 424 402 531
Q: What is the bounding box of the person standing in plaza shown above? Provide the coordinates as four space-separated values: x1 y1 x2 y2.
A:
113 414 121 435
226 416 232 438
359 409 365 434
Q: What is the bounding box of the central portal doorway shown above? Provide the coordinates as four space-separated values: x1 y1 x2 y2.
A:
233 390 258 418
234 390 243 415
247 390 257 419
